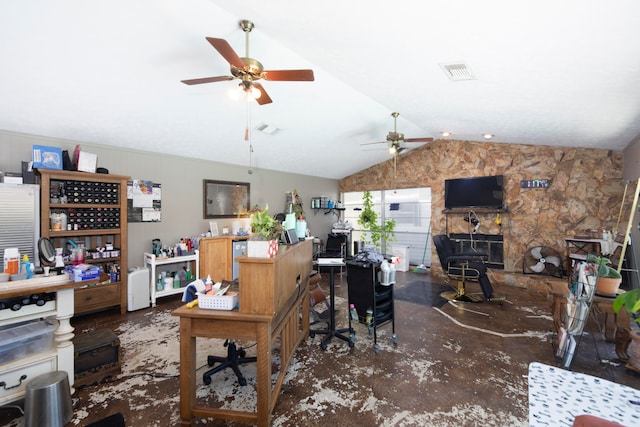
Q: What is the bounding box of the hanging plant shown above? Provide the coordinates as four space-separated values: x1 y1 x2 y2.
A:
357 190 396 250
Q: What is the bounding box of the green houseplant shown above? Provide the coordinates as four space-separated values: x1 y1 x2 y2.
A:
249 204 282 241
357 190 396 251
613 287 640 371
247 204 283 258
588 254 622 295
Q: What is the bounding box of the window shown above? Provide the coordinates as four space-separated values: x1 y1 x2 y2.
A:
342 188 431 266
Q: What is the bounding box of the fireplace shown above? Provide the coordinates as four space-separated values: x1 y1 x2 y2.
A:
450 233 504 269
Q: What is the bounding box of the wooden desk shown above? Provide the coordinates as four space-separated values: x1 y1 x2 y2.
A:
171 280 309 426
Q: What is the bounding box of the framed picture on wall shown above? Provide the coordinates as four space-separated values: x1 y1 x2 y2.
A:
203 179 250 218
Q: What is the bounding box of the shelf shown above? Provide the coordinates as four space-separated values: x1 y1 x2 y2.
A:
47 229 122 237
39 169 129 315
144 251 199 306
442 207 507 214
49 203 120 209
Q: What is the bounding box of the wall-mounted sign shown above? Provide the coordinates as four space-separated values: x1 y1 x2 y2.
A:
520 179 549 188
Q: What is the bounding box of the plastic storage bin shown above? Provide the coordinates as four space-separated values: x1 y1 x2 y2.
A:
0 319 57 364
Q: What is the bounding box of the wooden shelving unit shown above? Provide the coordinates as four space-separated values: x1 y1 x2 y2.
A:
39 169 130 315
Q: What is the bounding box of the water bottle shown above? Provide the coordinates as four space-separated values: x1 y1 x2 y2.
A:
349 303 358 321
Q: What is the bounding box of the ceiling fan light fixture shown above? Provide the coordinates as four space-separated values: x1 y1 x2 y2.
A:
441 131 451 137
483 133 494 140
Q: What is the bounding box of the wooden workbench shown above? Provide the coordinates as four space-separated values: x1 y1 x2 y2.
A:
172 239 312 426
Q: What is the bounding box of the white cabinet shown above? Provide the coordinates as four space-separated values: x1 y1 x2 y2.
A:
144 251 199 306
0 274 76 405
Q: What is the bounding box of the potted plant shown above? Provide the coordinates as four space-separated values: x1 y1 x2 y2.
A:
248 204 282 258
588 254 623 296
357 190 396 251
613 287 640 371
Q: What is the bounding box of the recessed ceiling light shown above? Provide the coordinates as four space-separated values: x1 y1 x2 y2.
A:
441 131 451 137
483 134 493 140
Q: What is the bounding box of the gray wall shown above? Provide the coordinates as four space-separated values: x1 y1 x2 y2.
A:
0 130 339 269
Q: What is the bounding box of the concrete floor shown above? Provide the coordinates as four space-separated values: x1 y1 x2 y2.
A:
2 268 639 426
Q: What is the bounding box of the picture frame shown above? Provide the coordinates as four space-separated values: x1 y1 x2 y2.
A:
203 179 250 218
209 221 219 237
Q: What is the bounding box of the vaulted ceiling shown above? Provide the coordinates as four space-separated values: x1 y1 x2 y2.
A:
2 1 640 179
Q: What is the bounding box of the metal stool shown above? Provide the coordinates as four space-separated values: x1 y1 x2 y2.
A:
24 370 73 427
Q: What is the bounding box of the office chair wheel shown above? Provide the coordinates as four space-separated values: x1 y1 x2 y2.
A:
203 374 212 385
309 331 316 338
238 376 247 386
392 334 398 344
320 341 328 351
349 336 355 348
374 345 380 353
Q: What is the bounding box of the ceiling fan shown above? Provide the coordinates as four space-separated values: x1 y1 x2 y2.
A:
361 112 433 156
181 20 314 105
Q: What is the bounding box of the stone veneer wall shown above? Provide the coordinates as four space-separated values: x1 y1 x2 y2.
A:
339 139 627 288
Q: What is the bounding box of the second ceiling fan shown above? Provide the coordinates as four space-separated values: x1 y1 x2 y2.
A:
361 112 433 156
181 20 314 105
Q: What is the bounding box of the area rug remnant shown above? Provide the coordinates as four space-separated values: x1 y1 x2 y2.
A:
394 280 450 308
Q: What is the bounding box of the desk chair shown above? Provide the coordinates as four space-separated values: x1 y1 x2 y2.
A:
203 339 256 386
317 233 348 274
433 234 497 303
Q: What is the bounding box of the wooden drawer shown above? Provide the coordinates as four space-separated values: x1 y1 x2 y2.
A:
0 352 57 405
75 283 121 314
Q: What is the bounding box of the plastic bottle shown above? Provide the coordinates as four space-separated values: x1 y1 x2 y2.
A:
349 303 358 321
366 308 373 326
22 254 33 279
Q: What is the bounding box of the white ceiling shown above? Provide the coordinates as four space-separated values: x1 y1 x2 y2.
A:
2 1 640 179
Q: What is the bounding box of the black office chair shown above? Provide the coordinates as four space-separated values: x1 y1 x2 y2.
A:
432 234 497 303
317 233 348 274
319 233 347 258
202 339 256 386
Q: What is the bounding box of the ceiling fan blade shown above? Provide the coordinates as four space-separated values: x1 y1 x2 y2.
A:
206 37 245 69
405 137 434 143
360 141 386 146
252 83 272 105
181 76 234 85
262 69 315 81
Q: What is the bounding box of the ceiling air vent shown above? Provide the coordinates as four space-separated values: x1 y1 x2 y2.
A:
440 62 476 81
256 123 279 135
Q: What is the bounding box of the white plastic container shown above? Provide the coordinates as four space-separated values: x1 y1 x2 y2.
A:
3 247 19 274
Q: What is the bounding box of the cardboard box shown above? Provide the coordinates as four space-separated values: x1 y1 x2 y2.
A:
66 264 101 282
32 145 63 170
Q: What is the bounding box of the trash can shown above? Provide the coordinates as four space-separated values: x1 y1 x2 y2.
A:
24 370 73 427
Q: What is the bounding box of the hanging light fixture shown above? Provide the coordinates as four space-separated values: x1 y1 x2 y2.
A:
229 80 262 101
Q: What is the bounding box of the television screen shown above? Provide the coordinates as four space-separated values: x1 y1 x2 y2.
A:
444 175 504 209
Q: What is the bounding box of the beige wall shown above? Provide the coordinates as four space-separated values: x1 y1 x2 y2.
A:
0 130 339 269
340 139 627 279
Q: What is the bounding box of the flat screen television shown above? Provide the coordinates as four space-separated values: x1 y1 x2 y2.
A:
444 175 504 209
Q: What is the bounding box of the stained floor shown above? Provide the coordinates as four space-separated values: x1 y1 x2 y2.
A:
1 269 639 426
